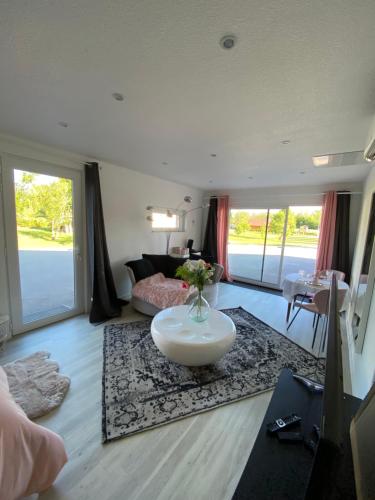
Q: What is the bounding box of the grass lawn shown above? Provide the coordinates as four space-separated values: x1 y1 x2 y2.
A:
229 230 318 248
17 227 73 250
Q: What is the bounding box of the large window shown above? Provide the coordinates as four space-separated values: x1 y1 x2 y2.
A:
228 205 322 288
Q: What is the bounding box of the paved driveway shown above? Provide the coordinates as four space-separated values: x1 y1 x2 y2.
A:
228 243 316 285
19 250 74 321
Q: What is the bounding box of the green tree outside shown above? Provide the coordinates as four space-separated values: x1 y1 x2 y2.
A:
15 172 73 248
269 210 296 237
231 211 251 235
295 211 321 230
228 207 321 248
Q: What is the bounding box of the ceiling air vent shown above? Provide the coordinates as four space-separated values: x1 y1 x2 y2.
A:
312 151 366 168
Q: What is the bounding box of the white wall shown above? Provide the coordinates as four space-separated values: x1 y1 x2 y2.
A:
99 163 202 299
0 134 203 321
348 193 363 265
347 167 375 398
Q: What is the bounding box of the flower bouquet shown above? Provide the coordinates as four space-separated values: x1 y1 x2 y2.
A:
176 259 214 322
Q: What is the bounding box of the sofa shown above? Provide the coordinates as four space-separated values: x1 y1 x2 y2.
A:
125 254 224 316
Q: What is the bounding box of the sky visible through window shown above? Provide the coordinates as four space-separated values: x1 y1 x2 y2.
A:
152 212 179 229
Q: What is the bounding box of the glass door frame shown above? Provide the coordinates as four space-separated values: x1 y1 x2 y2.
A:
229 206 289 290
2 154 84 334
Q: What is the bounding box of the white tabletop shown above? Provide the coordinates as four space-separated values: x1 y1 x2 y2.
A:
282 272 349 303
151 305 236 345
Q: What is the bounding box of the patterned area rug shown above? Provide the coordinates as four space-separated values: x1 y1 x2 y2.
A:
102 307 324 442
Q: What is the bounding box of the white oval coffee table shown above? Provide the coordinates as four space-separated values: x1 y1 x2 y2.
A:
151 305 236 366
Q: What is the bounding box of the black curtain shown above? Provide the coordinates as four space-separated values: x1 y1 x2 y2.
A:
331 193 351 283
85 163 126 323
202 197 218 263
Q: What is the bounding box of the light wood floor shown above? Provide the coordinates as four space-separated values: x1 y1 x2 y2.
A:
1 283 333 500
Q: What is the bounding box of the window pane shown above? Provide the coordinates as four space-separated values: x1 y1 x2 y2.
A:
14 169 75 323
281 206 322 280
152 212 179 230
228 206 322 287
228 209 268 281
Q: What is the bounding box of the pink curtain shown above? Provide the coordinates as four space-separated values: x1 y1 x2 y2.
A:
315 191 337 272
217 195 232 281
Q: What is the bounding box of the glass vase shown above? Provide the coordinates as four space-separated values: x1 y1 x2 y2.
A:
188 290 210 323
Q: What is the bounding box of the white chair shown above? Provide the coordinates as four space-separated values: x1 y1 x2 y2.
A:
320 269 345 281
292 269 346 309
288 287 347 352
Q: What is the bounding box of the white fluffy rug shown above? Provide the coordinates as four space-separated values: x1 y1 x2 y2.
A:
3 351 70 419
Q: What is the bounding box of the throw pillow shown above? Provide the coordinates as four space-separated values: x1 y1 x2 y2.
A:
166 256 187 278
126 259 156 282
142 254 170 276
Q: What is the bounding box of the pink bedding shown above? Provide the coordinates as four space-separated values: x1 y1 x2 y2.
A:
0 366 67 500
132 273 193 309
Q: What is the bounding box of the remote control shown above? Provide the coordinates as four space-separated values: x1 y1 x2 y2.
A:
267 414 301 433
293 374 324 393
277 431 304 442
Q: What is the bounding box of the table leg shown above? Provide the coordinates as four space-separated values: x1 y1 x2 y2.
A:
286 302 292 322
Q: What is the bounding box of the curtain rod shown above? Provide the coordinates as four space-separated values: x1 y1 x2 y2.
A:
204 191 362 199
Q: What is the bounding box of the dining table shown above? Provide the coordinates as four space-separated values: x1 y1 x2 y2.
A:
282 272 349 322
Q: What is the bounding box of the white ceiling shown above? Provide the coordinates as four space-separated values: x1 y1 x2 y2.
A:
1 0 374 189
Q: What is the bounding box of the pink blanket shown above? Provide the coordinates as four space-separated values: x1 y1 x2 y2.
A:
132 273 193 309
0 366 67 500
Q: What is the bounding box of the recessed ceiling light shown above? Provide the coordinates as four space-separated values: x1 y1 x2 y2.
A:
58 121 68 128
220 35 237 50
281 140 291 145
210 153 217 157
162 161 168 166
112 92 124 102
312 155 330 167
300 171 306 175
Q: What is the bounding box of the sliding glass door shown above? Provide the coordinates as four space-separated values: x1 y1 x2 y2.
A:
2 155 84 334
228 206 321 288
228 208 287 286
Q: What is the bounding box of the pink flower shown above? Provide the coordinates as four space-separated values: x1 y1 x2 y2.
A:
182 282 189 289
